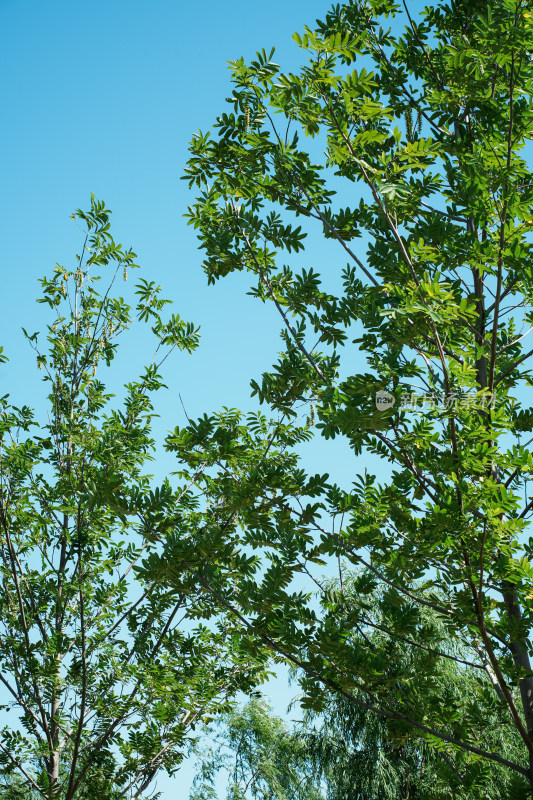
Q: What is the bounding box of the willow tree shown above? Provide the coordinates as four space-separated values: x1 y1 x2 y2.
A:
152 0 533 794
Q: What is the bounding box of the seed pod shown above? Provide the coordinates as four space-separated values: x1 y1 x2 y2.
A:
404 108 414 143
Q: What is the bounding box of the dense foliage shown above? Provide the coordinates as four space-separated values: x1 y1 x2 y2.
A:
190 586 523 800
147 0 533 793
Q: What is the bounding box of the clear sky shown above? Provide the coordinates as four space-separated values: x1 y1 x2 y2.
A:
0 0 356 796
0 0 361 456
0 0 327 406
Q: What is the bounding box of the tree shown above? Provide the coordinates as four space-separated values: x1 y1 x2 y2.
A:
0 198 268 799
151 0 533 794
191 695 503 800
190 588 523 800
189 698 321 800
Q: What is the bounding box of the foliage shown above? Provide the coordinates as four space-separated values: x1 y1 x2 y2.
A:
191 694 510 800
150 0 533 793
189 698 321 800
190 584 522 800
0 198 268 799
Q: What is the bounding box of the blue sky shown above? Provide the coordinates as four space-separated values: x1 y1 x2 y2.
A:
0 0 360 459
0 1 358 796
0 0 322 407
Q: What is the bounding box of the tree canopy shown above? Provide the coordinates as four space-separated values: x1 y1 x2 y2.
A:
142 0 533 794
5 0 533 795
